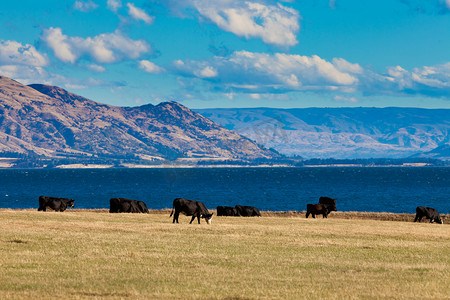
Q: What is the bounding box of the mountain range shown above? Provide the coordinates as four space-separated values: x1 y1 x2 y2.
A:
1 74 449 165
197 107 450 160
0 75 277 164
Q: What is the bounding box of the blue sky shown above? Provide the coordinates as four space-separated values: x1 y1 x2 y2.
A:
0 0 449 108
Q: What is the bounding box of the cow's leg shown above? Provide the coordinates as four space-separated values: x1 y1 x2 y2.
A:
414 214 419 222
173 212 179 223
190 215 196 224
312 213 316 218
197 214 201 224
306 212 310 218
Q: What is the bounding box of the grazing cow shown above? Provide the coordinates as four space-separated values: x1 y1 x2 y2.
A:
38 196 74 212
235 205 261 217
319 197 337 211
414 206 443 224
306 204 329 218
109 198 149 213
136 201 149 213
170 198 213 224
217 206 239 216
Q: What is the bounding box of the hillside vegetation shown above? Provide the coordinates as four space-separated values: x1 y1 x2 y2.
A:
0 210 448 299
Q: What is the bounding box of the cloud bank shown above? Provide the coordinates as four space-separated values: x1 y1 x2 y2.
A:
384 64 450 97
173 51 361 93
172 51 450 98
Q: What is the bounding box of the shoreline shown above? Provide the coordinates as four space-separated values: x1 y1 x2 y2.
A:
1 208 448 223
0 163 449 169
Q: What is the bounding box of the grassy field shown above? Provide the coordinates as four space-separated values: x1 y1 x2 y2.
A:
0 210 448 299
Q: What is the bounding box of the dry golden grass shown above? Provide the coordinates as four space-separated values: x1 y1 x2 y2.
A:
0 210 448 299
155 208 447 222
260 210 436 222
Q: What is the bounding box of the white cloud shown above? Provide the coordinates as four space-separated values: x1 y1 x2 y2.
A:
333 58 363 74
0 65 47 84
139 60 164 73
41 28 77 63
127 3 153 24
41 27 151 64
168 0 300 47
173 51 359 93
386 66 412 90
73 0 99 12
107 0 122 12
0 65 74 89
172 49 450 98
87 64 106 72
195 66 218 78
0 40 48 67
383 63 450 96
334 95 358 103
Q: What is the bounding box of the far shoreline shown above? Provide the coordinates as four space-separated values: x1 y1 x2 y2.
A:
1 208 448 223
0 163 449 169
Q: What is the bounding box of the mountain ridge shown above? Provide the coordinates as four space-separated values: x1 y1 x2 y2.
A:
0 75 278 163
197 107 450 160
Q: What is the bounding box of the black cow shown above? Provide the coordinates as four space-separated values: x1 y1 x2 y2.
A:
235 205 261 217
109 198 149 213
170 198 213 224
306 204 329 218
38 196 74 212
414 206 443 224
217 206 239 216
319 197 337 211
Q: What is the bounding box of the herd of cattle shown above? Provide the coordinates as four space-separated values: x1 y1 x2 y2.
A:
37 195 444 225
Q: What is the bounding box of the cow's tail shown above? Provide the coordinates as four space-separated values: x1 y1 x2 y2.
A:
170 204 174 217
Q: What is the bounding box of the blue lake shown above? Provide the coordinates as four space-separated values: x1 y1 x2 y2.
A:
0 167 448 214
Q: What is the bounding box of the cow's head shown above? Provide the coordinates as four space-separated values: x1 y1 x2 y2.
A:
202 213 214 224
67 199 75 208
435 216 443 224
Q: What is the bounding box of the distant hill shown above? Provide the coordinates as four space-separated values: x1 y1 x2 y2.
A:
0 75 278 164
412 144 450 161
197 107 450 159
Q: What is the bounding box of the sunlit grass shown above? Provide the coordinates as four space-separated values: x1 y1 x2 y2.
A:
0 210 448 299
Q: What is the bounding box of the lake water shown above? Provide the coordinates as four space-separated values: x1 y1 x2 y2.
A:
0 167 448 214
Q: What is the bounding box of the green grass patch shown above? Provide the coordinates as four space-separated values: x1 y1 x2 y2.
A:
0 210 448 299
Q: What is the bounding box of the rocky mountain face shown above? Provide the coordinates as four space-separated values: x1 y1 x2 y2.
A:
197 107 450 159
0 76 278 161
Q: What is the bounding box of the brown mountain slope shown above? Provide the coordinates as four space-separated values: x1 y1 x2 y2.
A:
0 76 278 161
